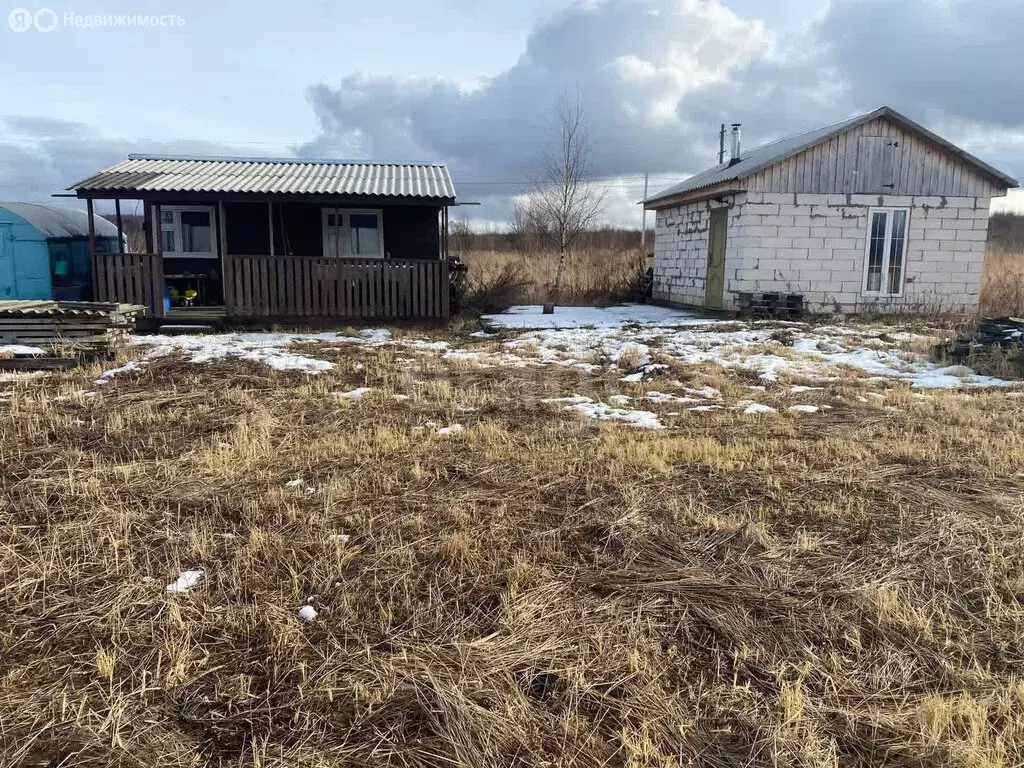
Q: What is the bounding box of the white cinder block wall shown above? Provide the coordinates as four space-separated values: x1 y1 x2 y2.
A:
652 196 745 307
653 192 991 313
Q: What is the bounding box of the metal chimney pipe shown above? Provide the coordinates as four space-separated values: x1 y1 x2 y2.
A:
729 123 742 165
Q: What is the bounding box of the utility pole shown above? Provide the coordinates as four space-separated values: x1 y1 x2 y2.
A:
640 172 649 256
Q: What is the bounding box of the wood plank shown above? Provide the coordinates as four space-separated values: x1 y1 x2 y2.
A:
439 260 450 318
300 258 311 316
152 203 165 318
152 250 165 319
423 261 433 318
219 202 234 316
141 251 153 313
104 253 117 307
241 256 252 316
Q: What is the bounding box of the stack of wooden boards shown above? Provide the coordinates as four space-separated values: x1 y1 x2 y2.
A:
0 301 146 368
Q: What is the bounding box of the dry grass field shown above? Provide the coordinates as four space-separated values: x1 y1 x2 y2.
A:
2 318 1024 767
461 243 1024 317
981 244 1024 316
461 248 647 308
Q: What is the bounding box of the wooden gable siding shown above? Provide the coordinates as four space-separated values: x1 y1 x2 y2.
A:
746 117 1002 198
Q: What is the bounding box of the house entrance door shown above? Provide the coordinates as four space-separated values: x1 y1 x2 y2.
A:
704 208 727 309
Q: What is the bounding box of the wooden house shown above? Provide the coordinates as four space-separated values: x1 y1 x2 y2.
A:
68 155 456 323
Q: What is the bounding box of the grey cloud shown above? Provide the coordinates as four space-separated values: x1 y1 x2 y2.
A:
0 116 281 210
820 0 1024 129
300 0 1022 224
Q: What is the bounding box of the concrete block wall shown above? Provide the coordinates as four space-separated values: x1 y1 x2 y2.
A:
729 192 990 313
652 196 744 307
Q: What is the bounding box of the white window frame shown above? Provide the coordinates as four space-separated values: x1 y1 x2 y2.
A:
861 206 910 298
157 205 218 259
321 207 384 259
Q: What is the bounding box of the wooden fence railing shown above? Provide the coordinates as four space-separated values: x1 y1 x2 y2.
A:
92 251 165 318
225 255 450 319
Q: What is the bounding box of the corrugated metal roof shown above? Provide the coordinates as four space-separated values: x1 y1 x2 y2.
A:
645 106 1019 207
0 202 119 239
68 155 457 200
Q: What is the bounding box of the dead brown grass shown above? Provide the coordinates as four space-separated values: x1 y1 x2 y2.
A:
2 345 1024 767
981 245 1024 317
462 248 645 308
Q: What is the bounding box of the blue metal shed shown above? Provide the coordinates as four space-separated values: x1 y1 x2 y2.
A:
0 202 122 301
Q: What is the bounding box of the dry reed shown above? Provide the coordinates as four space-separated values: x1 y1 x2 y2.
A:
1 342 1023 767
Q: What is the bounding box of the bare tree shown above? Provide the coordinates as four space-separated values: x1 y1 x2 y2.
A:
448 217 474 255
508 198 547 253
525 90 606 312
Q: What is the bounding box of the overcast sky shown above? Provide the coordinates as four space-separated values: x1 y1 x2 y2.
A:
2 0 1022 226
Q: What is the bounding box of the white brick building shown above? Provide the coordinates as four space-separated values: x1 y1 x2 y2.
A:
644 107 1018 314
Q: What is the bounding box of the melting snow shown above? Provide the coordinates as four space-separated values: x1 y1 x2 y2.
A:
741 402 777 415
298 605 318 622
96 360 145 383
165 570 204 594
483 303 719 329
335 387 374 400
437 424 464 435
544 394 664 429
788 404 820 414
0 344 46 356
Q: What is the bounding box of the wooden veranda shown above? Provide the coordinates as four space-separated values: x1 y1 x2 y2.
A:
83 196 452 323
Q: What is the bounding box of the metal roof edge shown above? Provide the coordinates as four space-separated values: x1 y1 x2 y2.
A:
126 153 450 167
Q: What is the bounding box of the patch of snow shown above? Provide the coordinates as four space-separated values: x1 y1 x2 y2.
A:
788 405 820 414
329 533 351 544
335 387 374 400
688 405 723 412
95 360 145 384
619 361 665 382
405 339 451 352
741 402 777 415
437 424 464 435
284 478 304 488
444 350 485 361
608 394 632 406
0 344 46 356
565 400 665 429
132 333 344 373
483 304 720 330
165 569 204 594
298 605 318 622
644 391 701 405
470 329 499 338
358 329 392 343
790 385 824 393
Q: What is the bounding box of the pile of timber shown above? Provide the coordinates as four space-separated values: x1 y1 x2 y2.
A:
0 300 146 352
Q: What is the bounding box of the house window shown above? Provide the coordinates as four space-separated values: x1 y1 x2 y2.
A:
158 206 217 259
862 207 909 297
322 209 384 258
